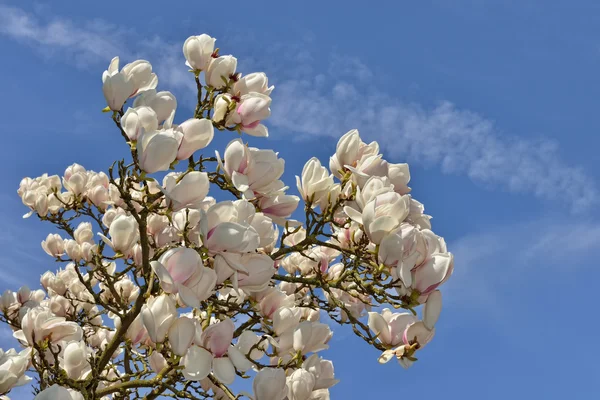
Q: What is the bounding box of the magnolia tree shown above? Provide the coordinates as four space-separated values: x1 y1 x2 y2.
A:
0 34 454 400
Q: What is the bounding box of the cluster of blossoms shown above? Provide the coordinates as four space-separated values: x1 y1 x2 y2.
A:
1 33 453 400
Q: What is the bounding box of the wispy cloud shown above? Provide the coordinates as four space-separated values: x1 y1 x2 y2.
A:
1 5 597 212
0 194 49 291
0 4 129 67
446 217 600 314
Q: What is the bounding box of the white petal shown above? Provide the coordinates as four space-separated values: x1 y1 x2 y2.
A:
212 357 236 385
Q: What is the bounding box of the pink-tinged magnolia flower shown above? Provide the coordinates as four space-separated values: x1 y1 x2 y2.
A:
205 55 237 89
407 198 432 230
388 163 411 194
367 309 417 347
231 93 271 137
296 157 335 208
201 319 234 358
258 288 295 318
151 247 217 308
423 290 442 330
253 368 288 400
149 351 167 374
211 93 232 124
176 118 214 160
347 154 389 188
98 214 139 256
121 59 158 95
137 128 182 174
250 212 279 250
133 90 177 126
183 34 216 71
344 192 410 245
218 139 285 199
181 319 236 384
277 321 332 355
141 295 177 343
236 253 276 292
233 72 274 96
412 253 454 297
61 341 92 380
41 234 64 257
102 57 134 111
162 172 210 211
258 194 300 225
120 315 147 345
121 106 158 141
168 317 196 356
200 200 260 255
0 348 31 395
15 306 83 346
73 222 94 245
272 307 302 336
329 129 379 178
302 354 339 390
33 384 82 400
287 368 316 400
63 163 88 195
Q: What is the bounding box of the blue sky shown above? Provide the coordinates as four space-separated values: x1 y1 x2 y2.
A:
1 1 599 398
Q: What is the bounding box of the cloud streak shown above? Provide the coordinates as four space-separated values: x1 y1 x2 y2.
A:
1 5 597 212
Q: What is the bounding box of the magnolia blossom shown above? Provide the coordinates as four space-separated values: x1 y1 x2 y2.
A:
133 90 177 126
345 191 410 244
102 57 134 111
176 118 214 160
121 106 158 141
287 369 316 400
34 384 83 400
183 34 216 71
61 341 92 380
151 247 217 308
7 31 454 399
98 214 139 256
233 72 274 96
218 139 285 198
0 348 31 395
229 93 271 137
162 172 210 211
181 319 236 384
253 368 288 400
102 57 157 111
15 307 82 346
205 55 237 89
141 295 177 343
137 128 181 174
296 157 335 208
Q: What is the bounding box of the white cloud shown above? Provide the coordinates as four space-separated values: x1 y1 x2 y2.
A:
445 217 600 312
0 4 129 67
1 5 597 212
